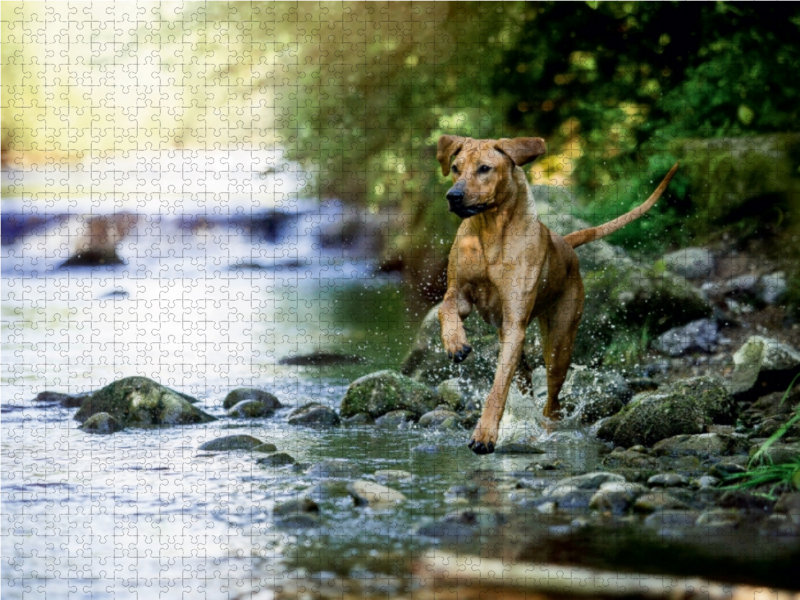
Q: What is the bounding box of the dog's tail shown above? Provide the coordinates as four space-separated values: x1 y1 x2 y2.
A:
563 162 680 249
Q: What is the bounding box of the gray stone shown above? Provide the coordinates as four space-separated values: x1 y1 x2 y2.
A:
418 408 461 430
198 435 266 451
662 247 715 280
347 480 406 508
647 473 689 488
633 491 690 513
544 472 626 494
751 443 800 465
287 403 340 428
726 336 800 400
222 388 282 410
696 509 742 527
305 459 360 479
227 399 275 419
589 482 647 514
74 376 215 427
252 443 278 453
758 272 787 305
493 441 546 455
375 410 416 429
79 412 123 434
653 433 750 458
256 452 295 467
274 497 319 517
694 475 721 489
559 369 632 424
342 412 374 426
652 319 718 357
774 493 800 524
597 376 735 448
340 370 442 419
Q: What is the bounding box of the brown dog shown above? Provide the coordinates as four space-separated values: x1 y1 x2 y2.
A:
436 135 679 454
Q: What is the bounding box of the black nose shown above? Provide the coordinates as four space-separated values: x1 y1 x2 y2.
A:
446 190 464 204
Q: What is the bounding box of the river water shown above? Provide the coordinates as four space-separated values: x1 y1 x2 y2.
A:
1 153 600 599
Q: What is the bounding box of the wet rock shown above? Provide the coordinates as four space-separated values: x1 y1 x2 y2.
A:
545 472 626 492
694 475 720 489
278 352 365 366
653 433 750 458
256 452 295 467
559 369 631 424
525 458 565 471
253 443 278 453
198 434 266 451
652 319 718 357
696 509 742 527
708 462 747 478
400 306 500 387
374 469 412 482
375 410 416 429
274 497 319 517
222 388 282 410
717 490 776 512
415 520 477 543
758 271 787 305
437 378 483 412
227 399 275 419
60 215 129 268
647 473 689 488
726 336 800 400
347 480 405 508
662 247 715 280
418 408 461 430
597 376 735 448
494 441 546 455
759 515 800 538
287 403 340 428
589 481 647 514
34 391 88 408
633 490 691 513
644 509 700 532
601 447 660 470
79 412 124 434
751 442 800 465
274 514 320 529
342 412 374 426
305 459 360 479
774 493 800 525
74 376 215 426
339 370 442 419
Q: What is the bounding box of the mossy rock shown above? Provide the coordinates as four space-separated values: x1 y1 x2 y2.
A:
74 376 215 426
222 388 282 410
79 412 124 434
227 399 276 419
287 403 340 428
559 369 632 424
598 376 734 448
198 434 266 452
340 370 442 419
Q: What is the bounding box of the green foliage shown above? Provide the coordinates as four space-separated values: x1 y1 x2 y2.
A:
722 374 800 499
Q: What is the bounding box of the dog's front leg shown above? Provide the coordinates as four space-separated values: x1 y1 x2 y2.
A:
439 287 473 363
469 318 527 455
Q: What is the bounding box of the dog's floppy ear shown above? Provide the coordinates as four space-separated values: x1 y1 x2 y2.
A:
495 137 546 167
437 135 466 176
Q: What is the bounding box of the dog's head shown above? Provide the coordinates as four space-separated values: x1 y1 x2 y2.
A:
437 135 546 218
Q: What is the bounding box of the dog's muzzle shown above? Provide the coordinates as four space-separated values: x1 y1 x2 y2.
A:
446 188 489 218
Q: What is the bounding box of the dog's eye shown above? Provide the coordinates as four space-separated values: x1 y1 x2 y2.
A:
450 164 460 175
478 165 492 174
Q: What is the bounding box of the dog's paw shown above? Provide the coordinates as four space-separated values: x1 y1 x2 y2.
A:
447 344 472 364
467 438 495 455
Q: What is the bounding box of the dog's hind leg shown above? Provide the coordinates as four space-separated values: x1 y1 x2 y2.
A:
539 278 584 421
515 349 534 396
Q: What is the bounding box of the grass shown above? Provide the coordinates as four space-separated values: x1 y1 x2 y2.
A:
721 373 800 499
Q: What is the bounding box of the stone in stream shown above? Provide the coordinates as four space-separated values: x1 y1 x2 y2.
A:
647 473 689 488
597 376 736 448
79 412 124 434
589 482 647 515
74 376 215 427
34 391 90 408
375 410 416 429
652 319 719 357
287 403 340 427
256 452 296 467
418 408 461 430
227 399 276 419
652 433 751 459
347 480 406 508
222 388 282 410
726 336 800 400
558 369 632 425
198 435 266 452
339 370 442 419
342 412 374 425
